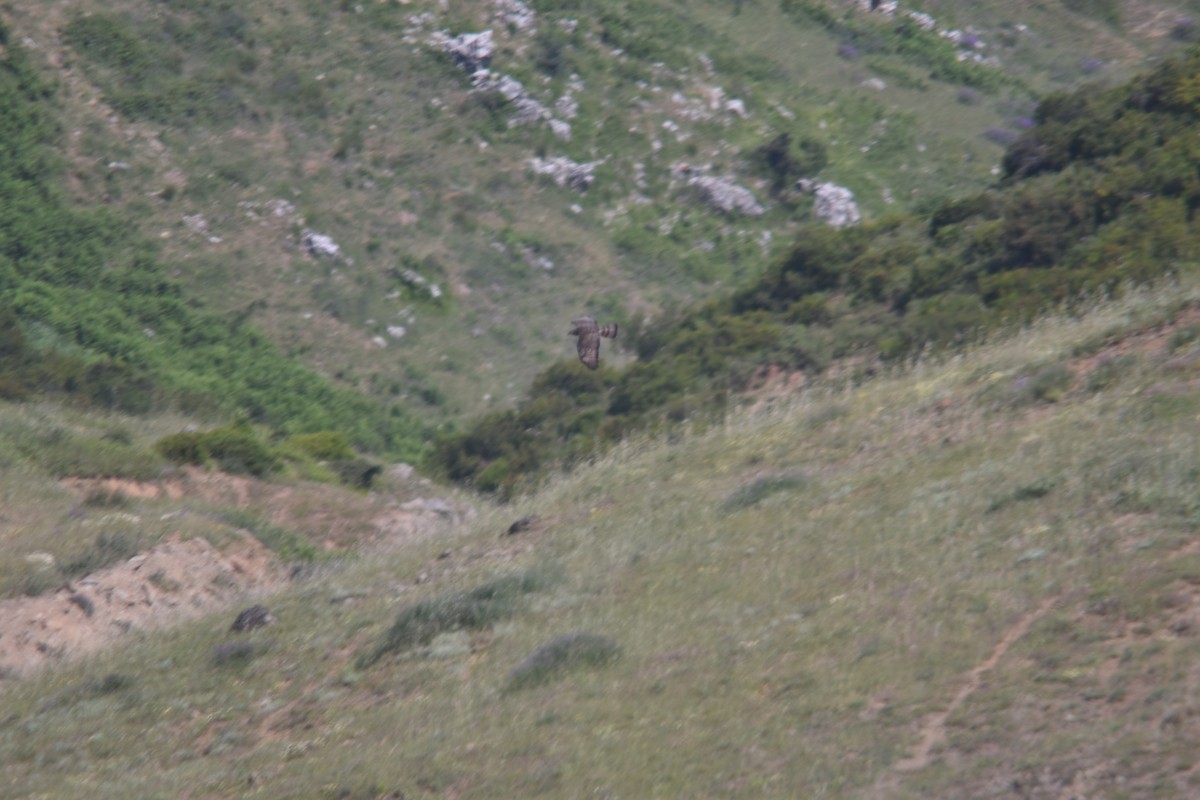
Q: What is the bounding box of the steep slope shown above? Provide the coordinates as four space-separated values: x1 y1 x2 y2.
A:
3 0 1192 429
431 42 1200 495
1 278 1198 797
0 25 426 457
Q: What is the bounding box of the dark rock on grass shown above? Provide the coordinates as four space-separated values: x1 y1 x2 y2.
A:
507 632 620 690
231 604 275 632
505 515 540 536
67 592 94 617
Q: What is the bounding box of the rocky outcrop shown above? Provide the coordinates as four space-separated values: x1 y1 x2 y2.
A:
302 229 342 260
676 165 764 216
801 180 862 228
436 29 494 73
471 70 552 126
0 533 286 683
529 156 601 191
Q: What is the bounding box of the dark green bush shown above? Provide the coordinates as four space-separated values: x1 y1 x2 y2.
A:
986 475 1062 513
211 640 269 667
155 431 208 466
754 132 828 194
154 423 279 476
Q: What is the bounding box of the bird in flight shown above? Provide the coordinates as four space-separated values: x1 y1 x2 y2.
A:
569 316 618 369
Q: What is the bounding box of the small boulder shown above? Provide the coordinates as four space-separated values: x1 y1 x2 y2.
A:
231 604 275 632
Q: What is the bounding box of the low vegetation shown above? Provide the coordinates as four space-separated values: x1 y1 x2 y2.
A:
9 0 1179 432
358 566 559 668
2 279 1199 796
0 25 425 459
2 3 1199 793
431 46 1200 495
506 631 620 690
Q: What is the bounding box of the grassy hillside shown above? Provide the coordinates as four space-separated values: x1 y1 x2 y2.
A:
431 43 1200 495
2 278 1199 797
3 4 1200 796
4 0 1192 429
0 24 426 458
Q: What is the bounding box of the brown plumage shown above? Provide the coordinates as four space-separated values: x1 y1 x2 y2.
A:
569 316 618 370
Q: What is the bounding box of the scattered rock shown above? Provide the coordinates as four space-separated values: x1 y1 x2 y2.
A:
529 155 600 191
493 0 536 33
505 515 540 536
399 497 455 517
800 180 862 228
183 214 209 234
479 71 548 121
548 118 572 141
428 630 473 659
677 165 764 216
67 593 95 617
907 10 937 31
231 604 275 632
24 552 56 569
389 463 416 481
302 229 342 260
435 29 494 73
0 533 286 683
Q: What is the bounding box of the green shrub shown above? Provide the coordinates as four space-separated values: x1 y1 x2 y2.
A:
155 431 208 465
507 632 620 690
720 472 808 513
0 31 425 459
359 568 557 667
753 132 828 194
987 476 1063 513
285 431 355 461
154 423 279 476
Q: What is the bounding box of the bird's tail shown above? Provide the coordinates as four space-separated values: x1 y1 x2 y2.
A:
599 323 618 339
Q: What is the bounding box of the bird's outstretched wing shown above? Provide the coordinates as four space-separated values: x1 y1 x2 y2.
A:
570 316 600 369
570 316 617 370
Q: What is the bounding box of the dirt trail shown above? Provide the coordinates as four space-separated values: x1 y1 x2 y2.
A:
0 532 287 685
893 594 1060 774
867 595 1060 798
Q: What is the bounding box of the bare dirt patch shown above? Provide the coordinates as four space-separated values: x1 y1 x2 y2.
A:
0 468 471 688
0 531 285 686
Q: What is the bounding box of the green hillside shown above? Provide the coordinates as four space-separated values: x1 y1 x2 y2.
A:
2 277 1199 797
431 44 1200 496
1 3 1200 795
0 25 426 458
4 0 1192 431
